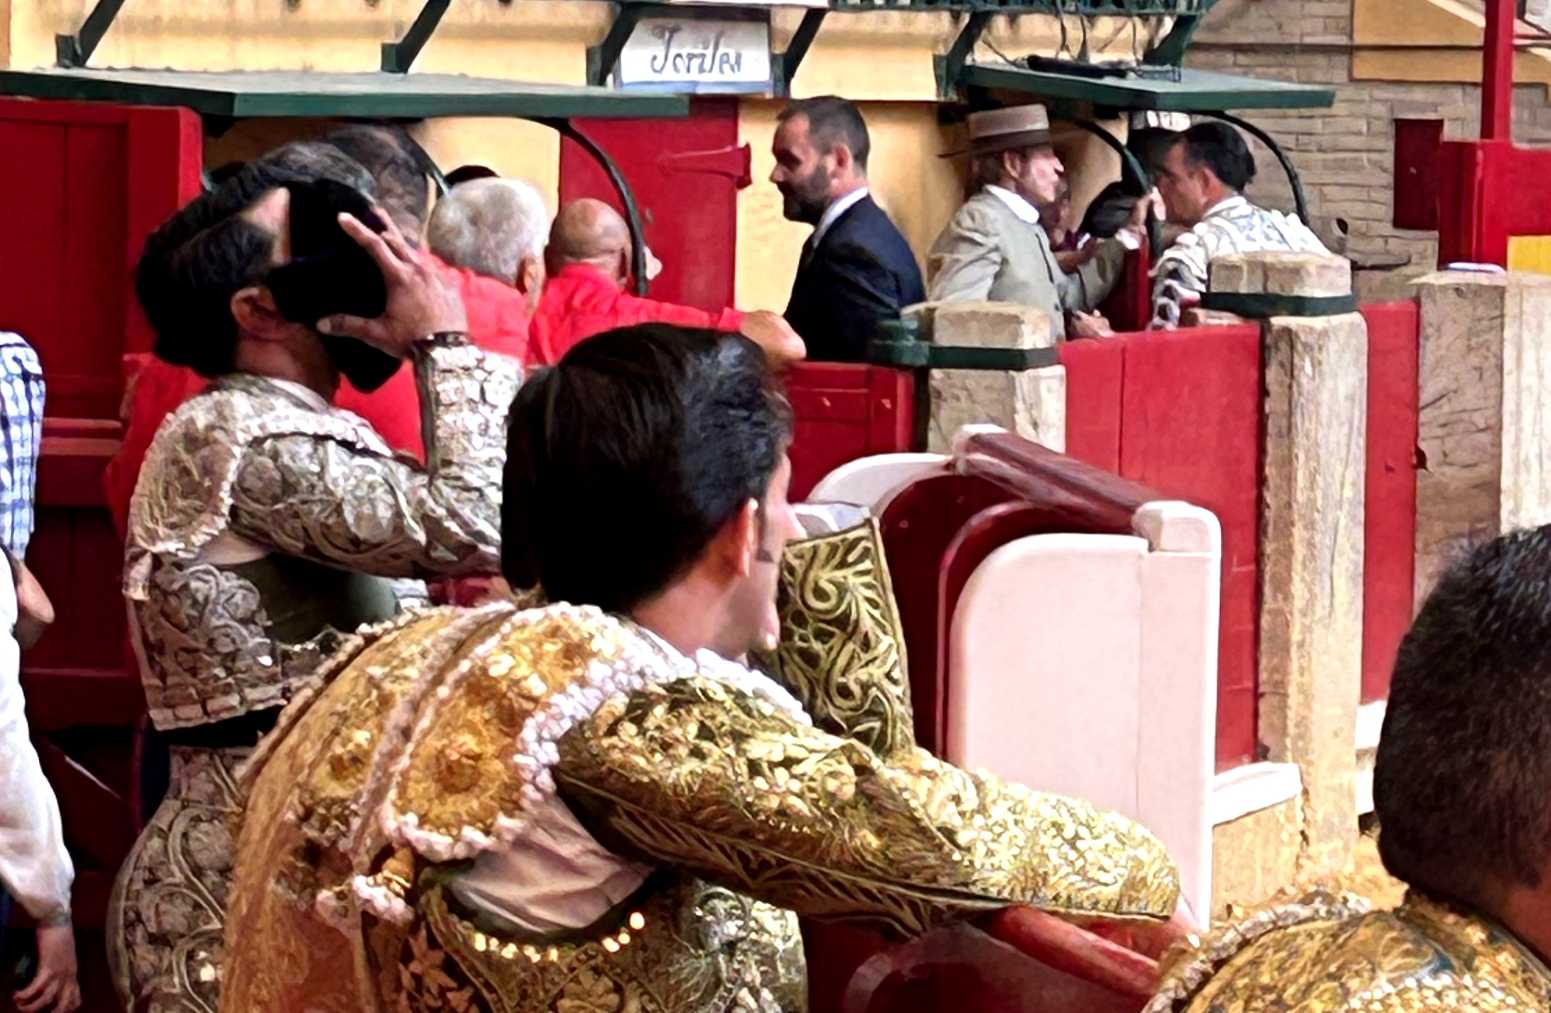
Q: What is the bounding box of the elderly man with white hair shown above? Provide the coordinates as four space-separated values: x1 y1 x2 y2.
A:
429 176 552 314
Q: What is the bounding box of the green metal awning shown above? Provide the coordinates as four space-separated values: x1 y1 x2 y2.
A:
0 68 690 120
959 64 1334 112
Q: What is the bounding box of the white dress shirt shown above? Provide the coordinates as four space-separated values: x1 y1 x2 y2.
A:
449 629 809 933
810 187 871 249
0 558 72 921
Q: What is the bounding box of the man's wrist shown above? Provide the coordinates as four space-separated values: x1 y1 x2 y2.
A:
39 907 71 928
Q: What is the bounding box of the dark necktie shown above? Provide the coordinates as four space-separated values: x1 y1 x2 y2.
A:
798 233 820 273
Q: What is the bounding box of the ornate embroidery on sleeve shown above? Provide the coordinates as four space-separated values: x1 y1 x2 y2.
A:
555 675 1180 935
752 514 914 759
1145 890 1551 1011
227 341 518 577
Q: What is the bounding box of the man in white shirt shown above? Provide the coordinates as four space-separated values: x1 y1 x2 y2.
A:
929 105 1145 339
1149 122 1330 329
0 544 77 1013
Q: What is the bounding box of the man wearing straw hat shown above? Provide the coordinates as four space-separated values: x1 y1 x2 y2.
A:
928 104 1143 339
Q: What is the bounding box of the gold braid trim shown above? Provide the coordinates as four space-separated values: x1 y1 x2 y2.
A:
556 675 1179 938
752 516 915 759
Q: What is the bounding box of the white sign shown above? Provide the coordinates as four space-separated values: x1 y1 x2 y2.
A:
616 16 773 93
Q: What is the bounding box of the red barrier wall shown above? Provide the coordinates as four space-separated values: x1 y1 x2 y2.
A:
1063 326 1263 768
785 363 915 502
1360 302 1419 702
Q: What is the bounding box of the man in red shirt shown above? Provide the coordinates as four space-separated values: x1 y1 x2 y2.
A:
528 199 805 368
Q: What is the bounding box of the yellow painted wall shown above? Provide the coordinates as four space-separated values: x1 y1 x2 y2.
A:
1352 0 1551 90
10 2 1161 307
1507 234 1551 276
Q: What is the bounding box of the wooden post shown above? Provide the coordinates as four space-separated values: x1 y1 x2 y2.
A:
1482 0 1515 140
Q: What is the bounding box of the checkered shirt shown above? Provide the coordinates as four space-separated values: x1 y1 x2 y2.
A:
0 334 44 559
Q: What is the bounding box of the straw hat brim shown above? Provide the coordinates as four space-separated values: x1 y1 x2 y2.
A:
938 125 1082 159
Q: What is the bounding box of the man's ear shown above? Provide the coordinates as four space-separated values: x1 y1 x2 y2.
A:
831 142 853 177
517 255 545 312
717 498 760 579
230 286 287 341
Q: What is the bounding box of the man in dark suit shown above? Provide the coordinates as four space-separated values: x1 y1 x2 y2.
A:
772 97 925 362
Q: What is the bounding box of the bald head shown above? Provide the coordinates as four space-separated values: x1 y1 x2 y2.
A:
548 198 632 282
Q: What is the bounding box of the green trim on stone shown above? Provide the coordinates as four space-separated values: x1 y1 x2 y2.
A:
1200 292 1360 318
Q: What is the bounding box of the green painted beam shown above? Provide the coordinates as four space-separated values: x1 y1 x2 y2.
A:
959 64 1335 111
0 68 689 120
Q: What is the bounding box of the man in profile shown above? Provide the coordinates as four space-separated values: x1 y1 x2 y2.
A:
1149 526 1551 1009
1149 122 1328 329
773 96 924 362
528 198 804 368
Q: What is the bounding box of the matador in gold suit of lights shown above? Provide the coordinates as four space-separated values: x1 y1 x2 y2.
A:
221 509 1181 1012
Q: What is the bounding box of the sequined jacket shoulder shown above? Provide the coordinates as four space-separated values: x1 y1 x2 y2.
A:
1146 890 1551 1011
123 340 519 730
241 601 1179 932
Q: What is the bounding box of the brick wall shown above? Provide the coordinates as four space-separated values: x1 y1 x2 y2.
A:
1186 0 1551 299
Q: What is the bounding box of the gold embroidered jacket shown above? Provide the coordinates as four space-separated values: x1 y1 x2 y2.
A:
1146 889 1551 1011
124 338 520 729
221 598 1179 1012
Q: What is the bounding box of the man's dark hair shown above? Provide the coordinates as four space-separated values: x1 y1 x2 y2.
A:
1175 122 1256 191
324 124 429 234
1127 127 1181 180
1079 181 1138 239
135 141 374 377
779 96 871 171
502 324 792 613
1374 524 1551 907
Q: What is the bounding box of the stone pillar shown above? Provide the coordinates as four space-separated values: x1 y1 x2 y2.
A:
1412 272 1551 601
1215 251 1366 883
909 301 1066 454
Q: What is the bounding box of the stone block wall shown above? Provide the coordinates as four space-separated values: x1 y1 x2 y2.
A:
1185 0 1551 301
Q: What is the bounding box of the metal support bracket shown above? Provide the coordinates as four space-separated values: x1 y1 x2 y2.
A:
1146 11 1204 67
773 9 827 97
55 0 130 67
587 3 650 88
1200 110 1313 227
934 10 994 99
381 0 452 73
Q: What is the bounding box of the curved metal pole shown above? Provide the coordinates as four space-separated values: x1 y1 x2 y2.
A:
1200 110 1311 227
1073 118 1162 257
1073 119 1151 195
400 133 450 199
539 117 650 296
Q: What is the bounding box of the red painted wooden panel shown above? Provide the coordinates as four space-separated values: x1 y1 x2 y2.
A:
0 121 69 374
833 917 1149 1013
1393 119 1443 231
0 99 201 412
125 106 206 353
785 362 914 502
1115 325 1263 768
1097 246 1152 335
1435 138 1551 266
1360 301 1419 702
560 98 742 310
1059 338 1123 473
878 473 1013 752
